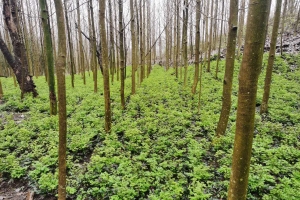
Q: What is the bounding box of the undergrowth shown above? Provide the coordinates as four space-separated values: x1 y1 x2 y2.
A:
0 53 299 199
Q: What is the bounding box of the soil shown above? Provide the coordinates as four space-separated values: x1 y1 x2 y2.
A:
0 179 54 200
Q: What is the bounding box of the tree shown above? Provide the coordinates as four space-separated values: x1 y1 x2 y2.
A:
119 0 125 109
215 0 225 78
227 0 271 199
64 0 75 88
0 78 3 99
89 0 98 93
261 0 283 114
99 0 112 132
0 0 38 98
237 0 245 60
53 0 67 198
191 0 201 94
182 0 188 86
280 0 287 55
39 0 57 115
216 0 238 137
130 0 137 94
76 0 86 84
206 0 214 72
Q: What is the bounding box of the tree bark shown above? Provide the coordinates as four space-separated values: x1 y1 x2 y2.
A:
119 0 125 109
207 0 214 72
227 0 271 199
53 0 67 199
182 0 188 86
191 0 201 94
39 0 57 115
130 0 137 94
1 0 38 98
280 0 287 55
216 0 238 137
99 0 112 132
64 0 75 88
261 0 283 114
215 0 225 79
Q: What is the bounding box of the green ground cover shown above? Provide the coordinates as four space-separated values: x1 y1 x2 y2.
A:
0 54 299 199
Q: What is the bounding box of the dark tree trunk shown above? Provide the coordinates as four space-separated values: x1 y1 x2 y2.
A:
1 0 38 97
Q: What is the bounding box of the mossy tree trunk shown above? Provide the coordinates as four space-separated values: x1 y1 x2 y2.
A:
99 0 112 132
39 0 57 115
53 0 67 198
216 0 238 137
1 0 38 98
261 0 283 114
227 0 271 199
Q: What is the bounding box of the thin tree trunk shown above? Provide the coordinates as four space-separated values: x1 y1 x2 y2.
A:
53 0 67 199
64 0 75 88
280 0 287 55
130 0 137 94
215 0 225 78
237 0 245 60
207 0 214 72
99 0 112 132
216 0 238 137
108 0 115 84
191 0 201 94
261 0 282 114
89 0 98 93
183 0 189 86
228 0 271 199
119 0 125 109
0 78 3 99
77 0 86 84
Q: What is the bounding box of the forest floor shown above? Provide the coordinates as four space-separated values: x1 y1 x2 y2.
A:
0 53 300 200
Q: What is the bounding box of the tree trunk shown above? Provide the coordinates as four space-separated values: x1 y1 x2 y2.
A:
119 0 125 109
280 0 287 55
89 0 98 93
191 0 201 94
182 0 188 86
261 0 282 114
237 0 245 60
77 0 86 85
216 0 238 137
1 0 38 98
99 0 112 132
130 0 137 94
108 0 115 84
53 0 67 199
207 0 214 72
0 78 3 99
227 0 271 199
39 0 57 115
64 0 75 88
215 0 225 79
